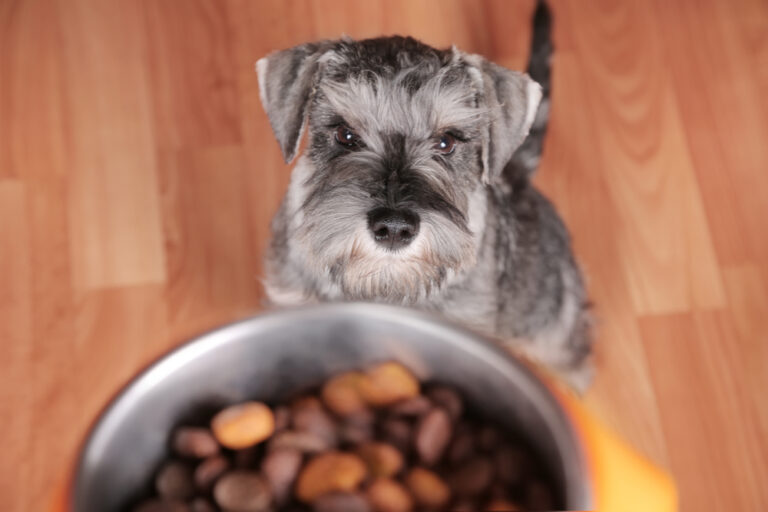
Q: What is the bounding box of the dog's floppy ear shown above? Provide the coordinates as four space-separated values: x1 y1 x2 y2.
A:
465 55 542 184
256 42 332 163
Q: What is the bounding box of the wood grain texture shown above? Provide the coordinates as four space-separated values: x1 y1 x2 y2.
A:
0 182 32 511
0 1 766 510
61 0 166 289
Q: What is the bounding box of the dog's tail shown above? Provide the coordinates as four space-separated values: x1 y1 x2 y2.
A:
505 0 553 184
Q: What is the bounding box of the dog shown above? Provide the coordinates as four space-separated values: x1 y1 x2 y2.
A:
256 2 592 390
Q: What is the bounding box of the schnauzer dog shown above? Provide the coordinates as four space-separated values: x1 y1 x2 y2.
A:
256 2 592 389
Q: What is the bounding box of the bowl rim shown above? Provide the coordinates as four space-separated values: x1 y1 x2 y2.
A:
70 302 594 510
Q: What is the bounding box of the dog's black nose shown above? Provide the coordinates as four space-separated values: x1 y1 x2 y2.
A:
367 207 420 250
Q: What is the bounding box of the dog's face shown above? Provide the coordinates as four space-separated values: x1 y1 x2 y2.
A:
257 37 540 303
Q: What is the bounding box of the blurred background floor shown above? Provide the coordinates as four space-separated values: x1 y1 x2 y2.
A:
1 0 767 510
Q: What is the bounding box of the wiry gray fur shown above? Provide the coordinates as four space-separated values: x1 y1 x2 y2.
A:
256 7 592 390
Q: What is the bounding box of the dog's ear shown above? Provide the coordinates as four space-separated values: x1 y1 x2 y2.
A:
465 55 542 184
256 42 333 163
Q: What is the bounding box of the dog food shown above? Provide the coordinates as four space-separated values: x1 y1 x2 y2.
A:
132 362 557 511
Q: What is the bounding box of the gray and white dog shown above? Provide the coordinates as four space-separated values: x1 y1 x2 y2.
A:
256 3 592 389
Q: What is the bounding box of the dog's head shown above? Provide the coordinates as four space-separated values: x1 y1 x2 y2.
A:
257 37 541 303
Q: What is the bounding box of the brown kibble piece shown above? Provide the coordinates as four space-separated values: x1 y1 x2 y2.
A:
313 492 372 512
477 425 501 451
172 427 220 458
366 478 413 512
345 407 376 427
194 455 229 491
273 405 292 432
155 461 194 500
380 418 412 454
495 444 527 484
213 471 271 511
448 456 495 497
357 441 404 478
262 448 303 505
448 429 475 464
322 371 369 416
426 385 464 421
293 396 338 447
189 498 216 512
359 362 420 407
405 467 450 509
270 429 331 453
133 500 190 512
211 401 275 450
339 412 375 445
485 498 523 511
452 501 478 512
489 482 510 500
296 451 368 503
414 407 452 465
388 395 432 417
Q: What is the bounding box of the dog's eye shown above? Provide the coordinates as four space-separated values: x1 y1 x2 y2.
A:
434 134 457 155
335 125 360 148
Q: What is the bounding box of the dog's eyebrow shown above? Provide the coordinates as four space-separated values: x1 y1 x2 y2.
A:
438 128 469 141
323 114 348 128
324 114 369 136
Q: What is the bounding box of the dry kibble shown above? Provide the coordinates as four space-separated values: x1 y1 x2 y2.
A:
211 401 275 450
405 468 450 509
194 455 229 491
359 362 420 406
388 395 432 417
452 501 478 512
189 498 216 512
339 422 374 445
366 478 413 512
296 451 368 503
494 444 527 484
262 448 303 505
356 442 404 478
270 429 331 453
133 499 190 512
380 418 412 454
213 470 272 511
485 498 523 511
489 482 510 500
448 428 475 464
339 411 375 445
155 461 195 500
133 361 559 511
293 396 338 447
273 405 292 432
313 492 372 512
345 407 376 427
414 407 452 465
426 386 464 421
448 456 495 497
477 425 501 452
172 427 220 458
322 371 369 416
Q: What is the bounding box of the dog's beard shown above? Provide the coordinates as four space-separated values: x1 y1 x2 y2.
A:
297 207 475 304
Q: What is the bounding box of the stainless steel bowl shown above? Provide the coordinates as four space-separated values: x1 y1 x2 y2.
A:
72 303 593 510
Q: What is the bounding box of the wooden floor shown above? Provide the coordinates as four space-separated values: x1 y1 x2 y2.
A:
1 0 767 510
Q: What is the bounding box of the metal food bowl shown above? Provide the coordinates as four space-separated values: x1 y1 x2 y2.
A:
71 303 593 511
